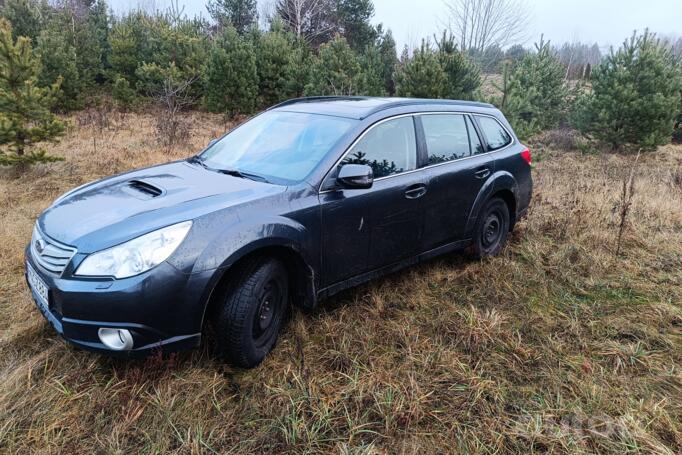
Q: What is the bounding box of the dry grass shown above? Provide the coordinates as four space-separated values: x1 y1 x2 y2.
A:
1 110 681 454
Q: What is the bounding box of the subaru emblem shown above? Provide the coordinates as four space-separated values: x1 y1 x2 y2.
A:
35 239 45 254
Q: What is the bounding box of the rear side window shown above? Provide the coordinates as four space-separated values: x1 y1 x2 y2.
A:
422 114 471 164
477 116 512 150
342 116 417 178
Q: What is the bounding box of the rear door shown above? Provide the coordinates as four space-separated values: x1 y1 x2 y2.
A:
418 113 494 250
319 116 425 286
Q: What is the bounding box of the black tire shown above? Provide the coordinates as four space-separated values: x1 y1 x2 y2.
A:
215 258 288 368
470 198 510 259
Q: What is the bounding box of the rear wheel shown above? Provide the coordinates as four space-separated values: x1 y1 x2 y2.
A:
214 258 288 368
470 198 510 259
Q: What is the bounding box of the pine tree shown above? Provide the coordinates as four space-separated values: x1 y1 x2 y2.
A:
375 26 397 95
572 31 682 150
435 31 481 100
255 27 296 106
286 39 313 98
207 0 258 34
112 75 137 110
203 26 258 114
500 37 567 139
335 0 377 52
394 40 446 98
359 43 387 96
305 36 363 96
1 0 43 42
0 19 64 167
36 27 82 110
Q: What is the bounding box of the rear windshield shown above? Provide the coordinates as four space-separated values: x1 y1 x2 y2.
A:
200 111 357 184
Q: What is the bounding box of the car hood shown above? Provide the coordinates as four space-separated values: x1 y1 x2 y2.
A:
39 160 285 252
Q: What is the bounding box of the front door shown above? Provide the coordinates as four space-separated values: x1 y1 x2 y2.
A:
320 116 425 287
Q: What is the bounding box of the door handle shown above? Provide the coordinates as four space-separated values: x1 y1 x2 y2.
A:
474 167 491 179
404 184 427 199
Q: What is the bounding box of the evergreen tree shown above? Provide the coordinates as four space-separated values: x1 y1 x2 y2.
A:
375 26 397 95
112 75 137 110
207 0 258 34
394 40 446 98
35 27 82 110
435 31 480 100
203 26 258 114
305 36 363 95
359 43 387 96
335 0 376 52
286 39 313 97
255 26 297 106
573 31 682 150
108 18 139 82
0 19 64 166
1 0 43 42
500 37 567 138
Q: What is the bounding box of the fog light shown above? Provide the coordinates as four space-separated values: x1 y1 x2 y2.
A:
98 328 134 351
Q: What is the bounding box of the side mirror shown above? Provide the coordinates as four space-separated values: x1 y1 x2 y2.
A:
337 164 373 189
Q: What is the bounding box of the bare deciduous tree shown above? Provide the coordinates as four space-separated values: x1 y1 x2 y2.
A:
444 0 531 53
155 75 197 151
276 0 336 45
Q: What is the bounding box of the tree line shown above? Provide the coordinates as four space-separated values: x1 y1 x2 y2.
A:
0 0 681 166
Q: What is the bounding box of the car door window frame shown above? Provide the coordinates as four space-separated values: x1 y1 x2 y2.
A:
320 114 421 192
418 113 480 164
320 112 516 193
471 114 515 152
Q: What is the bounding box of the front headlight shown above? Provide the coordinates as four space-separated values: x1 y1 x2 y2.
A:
75 221 192 279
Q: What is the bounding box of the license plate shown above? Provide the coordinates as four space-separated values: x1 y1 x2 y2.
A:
27 262 49 312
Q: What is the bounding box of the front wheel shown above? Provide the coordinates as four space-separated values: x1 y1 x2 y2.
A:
470 198 510 259
214 258 288 368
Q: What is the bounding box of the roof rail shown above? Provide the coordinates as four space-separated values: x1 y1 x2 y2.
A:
268 96 371 110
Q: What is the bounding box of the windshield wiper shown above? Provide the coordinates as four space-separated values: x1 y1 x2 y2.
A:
190 156 271 183
216 167 271 184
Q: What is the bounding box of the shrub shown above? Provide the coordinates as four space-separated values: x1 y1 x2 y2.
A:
112 76 138 110
572 31 682 150
0 19 64 167
499 38 567 139
203 26 258 114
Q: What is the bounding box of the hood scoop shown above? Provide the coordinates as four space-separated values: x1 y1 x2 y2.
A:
123 179 164 199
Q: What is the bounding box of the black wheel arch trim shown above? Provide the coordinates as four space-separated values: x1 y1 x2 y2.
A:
464 170 519 238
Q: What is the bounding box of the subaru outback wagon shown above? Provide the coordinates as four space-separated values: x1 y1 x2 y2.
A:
25 97 532 367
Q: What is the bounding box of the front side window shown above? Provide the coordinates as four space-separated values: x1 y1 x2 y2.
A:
342 116 417 179
477 116 512 150
200 111 357 184
422 114 472 164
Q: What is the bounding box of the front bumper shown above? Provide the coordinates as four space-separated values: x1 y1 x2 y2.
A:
25 247 215 357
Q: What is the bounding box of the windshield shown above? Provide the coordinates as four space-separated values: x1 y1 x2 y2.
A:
199 111 358 185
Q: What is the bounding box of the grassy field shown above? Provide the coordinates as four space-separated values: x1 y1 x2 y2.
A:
0 109 680 454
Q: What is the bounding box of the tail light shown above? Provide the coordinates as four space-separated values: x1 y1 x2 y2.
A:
520 148 532 165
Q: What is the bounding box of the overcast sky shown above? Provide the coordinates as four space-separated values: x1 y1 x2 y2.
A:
110 0 682 50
